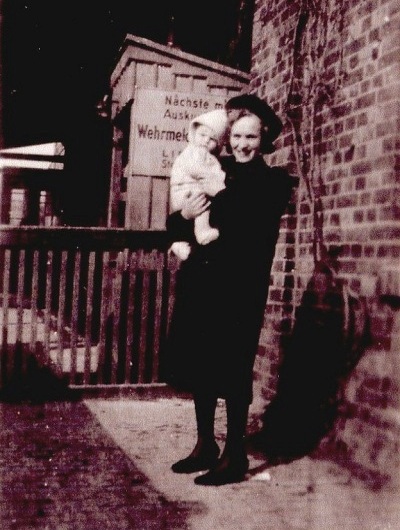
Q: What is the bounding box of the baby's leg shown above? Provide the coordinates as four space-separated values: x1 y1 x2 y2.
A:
170 241 191 261
170 182 198 212
194 211 219 245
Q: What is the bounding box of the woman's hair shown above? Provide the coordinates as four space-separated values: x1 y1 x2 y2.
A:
225 94 283 154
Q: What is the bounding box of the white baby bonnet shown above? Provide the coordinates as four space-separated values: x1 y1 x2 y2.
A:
188 109 228 146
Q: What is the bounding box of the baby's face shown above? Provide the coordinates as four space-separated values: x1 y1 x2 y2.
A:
193 124 218 152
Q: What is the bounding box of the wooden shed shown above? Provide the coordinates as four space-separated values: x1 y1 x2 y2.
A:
0 142 65 226
107 34 249 230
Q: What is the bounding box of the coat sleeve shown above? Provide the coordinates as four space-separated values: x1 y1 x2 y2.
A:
166 211 195 243
268 168 297 216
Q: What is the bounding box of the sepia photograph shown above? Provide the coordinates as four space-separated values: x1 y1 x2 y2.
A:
0 1 399 528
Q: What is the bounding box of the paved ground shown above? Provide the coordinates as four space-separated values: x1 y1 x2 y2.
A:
0 393 399 530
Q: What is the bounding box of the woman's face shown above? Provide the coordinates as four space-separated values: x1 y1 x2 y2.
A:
229 114 262 163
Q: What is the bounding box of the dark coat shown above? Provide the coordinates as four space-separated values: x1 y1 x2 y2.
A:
162 155 295 402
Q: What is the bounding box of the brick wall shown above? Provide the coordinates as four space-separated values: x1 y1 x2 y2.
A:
250 0 400 485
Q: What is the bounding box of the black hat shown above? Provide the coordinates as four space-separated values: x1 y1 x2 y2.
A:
225 93 283 153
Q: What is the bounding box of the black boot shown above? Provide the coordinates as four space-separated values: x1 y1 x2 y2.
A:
194 395 250 485
172 391 219 474
194 450 249 485
171 439 220 473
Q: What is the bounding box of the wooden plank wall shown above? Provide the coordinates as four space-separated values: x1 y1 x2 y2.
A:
109 37 249 230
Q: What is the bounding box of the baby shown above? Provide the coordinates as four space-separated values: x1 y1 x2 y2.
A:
169 109 228 260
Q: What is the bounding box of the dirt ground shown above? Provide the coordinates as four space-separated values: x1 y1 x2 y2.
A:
0 393 398 530
87 396 399 530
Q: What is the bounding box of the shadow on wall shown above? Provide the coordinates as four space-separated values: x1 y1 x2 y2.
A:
248 252 370 463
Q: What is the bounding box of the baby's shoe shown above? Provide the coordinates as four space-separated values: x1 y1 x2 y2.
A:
170 241 191 260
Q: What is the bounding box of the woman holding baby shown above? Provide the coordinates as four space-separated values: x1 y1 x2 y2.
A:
162 93 295 486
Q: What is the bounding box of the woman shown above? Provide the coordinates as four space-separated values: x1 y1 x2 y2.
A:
163 94 295 486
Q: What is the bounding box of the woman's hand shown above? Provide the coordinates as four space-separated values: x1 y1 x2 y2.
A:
181 191 210 220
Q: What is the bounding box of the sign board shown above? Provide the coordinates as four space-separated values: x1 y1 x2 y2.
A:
131 88 228 177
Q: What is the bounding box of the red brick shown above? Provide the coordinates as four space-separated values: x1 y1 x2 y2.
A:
373 155 397 171
354 210 364 223
357 0 376 17
361 80 371 93
346 36 367 55
374 189 392 203
332 102 353 118
360 192 371 205
377 245 400 258
379 48 400 69
334 151 342 164
383 137 397 152
364 245 376 257
376 122 396 137
356 177 366 190
345 68 363 84
378 86 400 103
340 261 358 273
351 161 372 175
335 121 344 134
355 93 376 110
371 226 400 239
362 16 372 32
349 55 360 69
330 213 340 225
339 134 354 149
345 145 356 161
372 74 383 87
345 116 357 130
357 113 368 126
